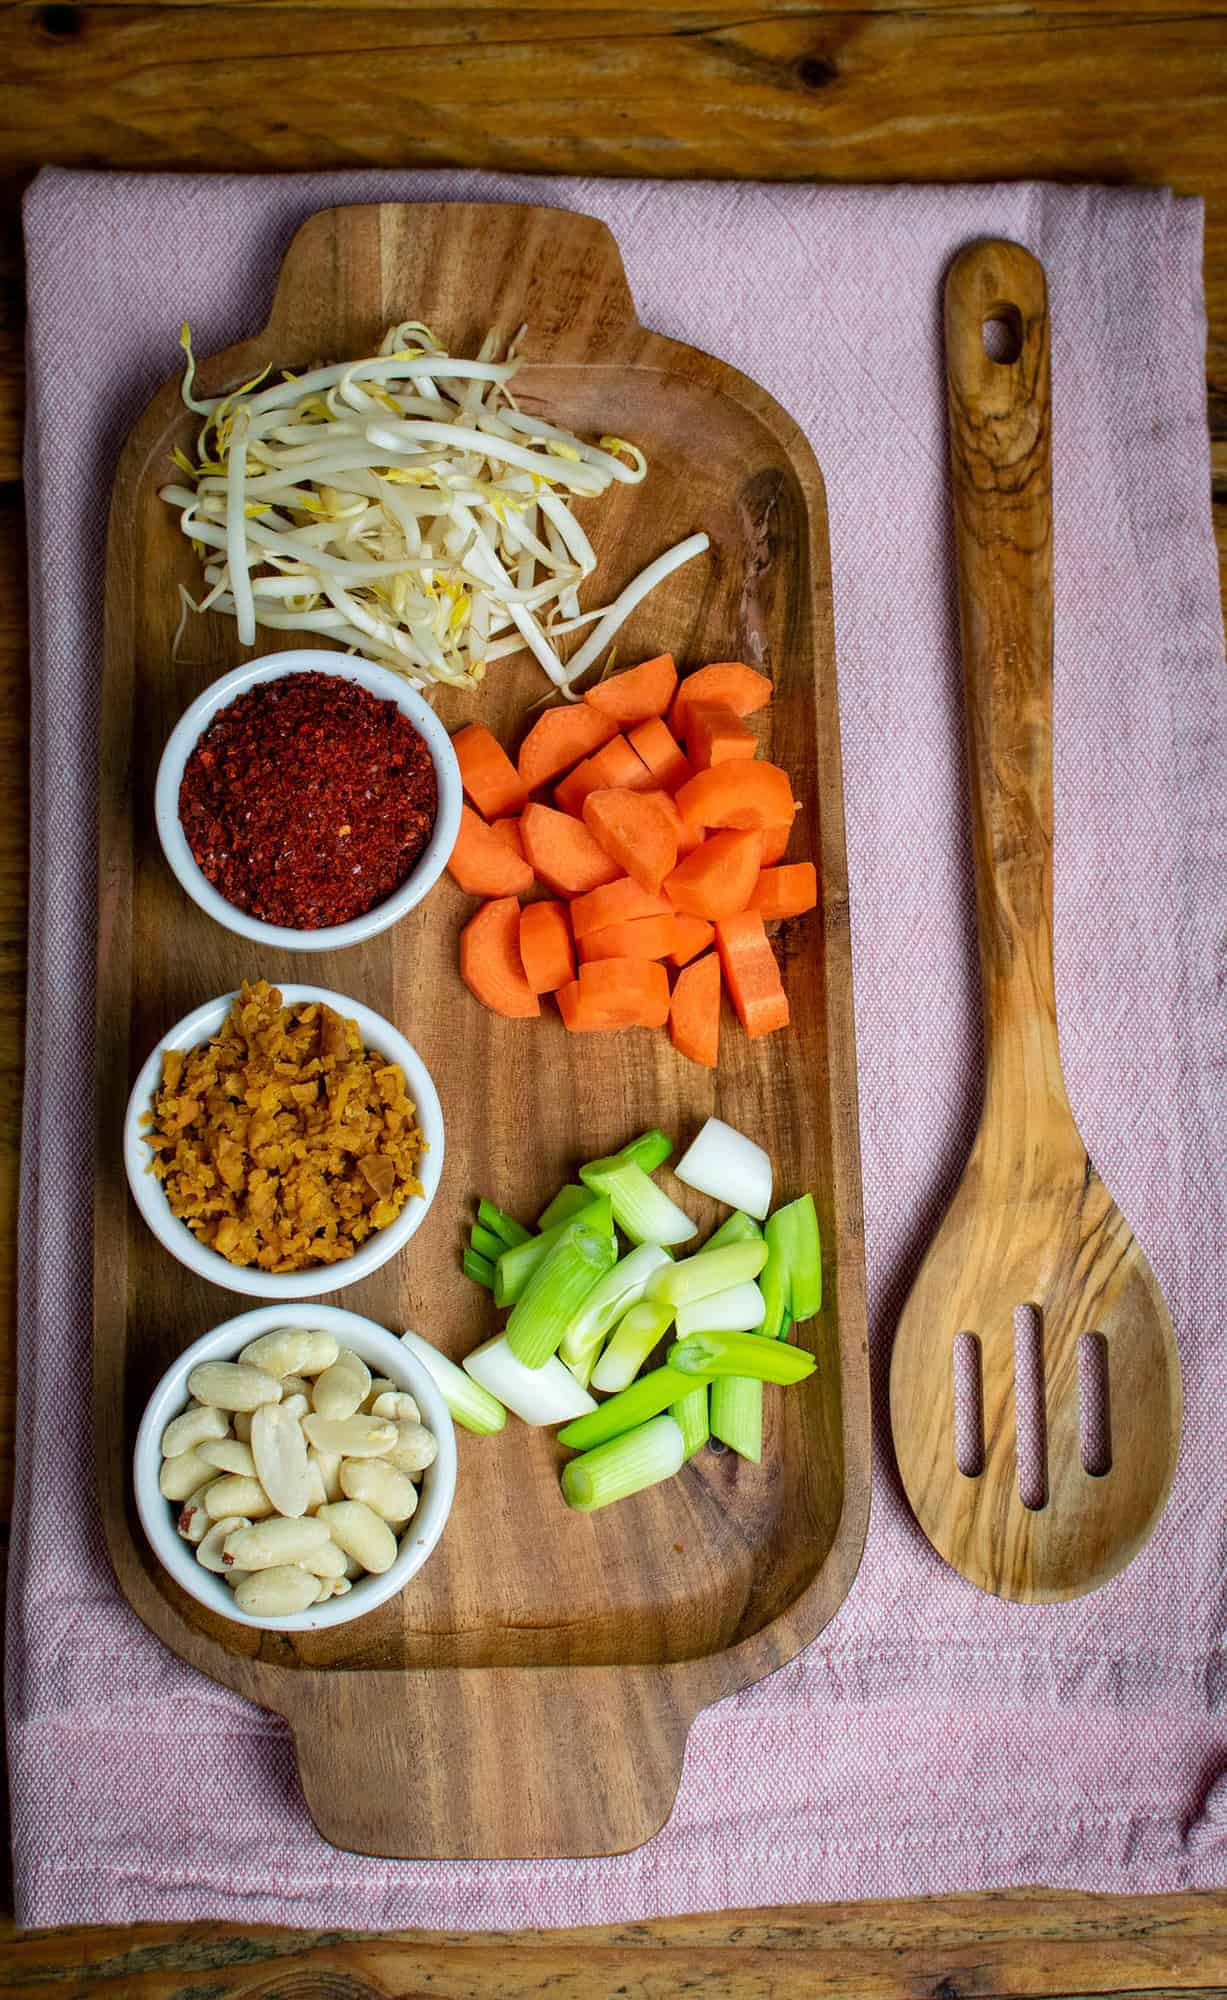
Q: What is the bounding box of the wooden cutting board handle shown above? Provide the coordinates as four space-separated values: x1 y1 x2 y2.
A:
282 1665 691 1859
945 241 1068 1124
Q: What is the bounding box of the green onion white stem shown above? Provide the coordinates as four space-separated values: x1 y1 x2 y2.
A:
579 1156 696 1246
558 1243 672 1386
589 1299 675 1394
504 1223 616 1369
671 1384 710 1459
668 1331 815 1384
648 1238 767 1307
710 1377 762 1462
463 1335 597 1425
561 1415 685 1511
400 1329 506 1435
675 1118 773 1219
675 1280 767 1337
557 1363 709 1451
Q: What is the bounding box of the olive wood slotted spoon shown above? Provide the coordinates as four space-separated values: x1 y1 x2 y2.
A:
889 238 1181 1602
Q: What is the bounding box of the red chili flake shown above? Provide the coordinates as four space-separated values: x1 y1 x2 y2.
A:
179 672 438 929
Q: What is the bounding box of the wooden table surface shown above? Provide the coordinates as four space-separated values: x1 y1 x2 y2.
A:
3 1 1225 1991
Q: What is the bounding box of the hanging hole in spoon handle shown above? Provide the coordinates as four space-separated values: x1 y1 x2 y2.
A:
944 241 1065 1120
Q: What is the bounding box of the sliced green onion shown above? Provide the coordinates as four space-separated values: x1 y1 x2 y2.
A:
668 1331 815 1384
617 1128 674 1174
558 1242 672 1387
675 1279 766 1337
463 1335 596 1425
758 1227 789 1341
505 1223 616 1369
562 1414 685 1511
557 1363 708 1451
478 1197 531 1248
589 1299 675 1394
579 1156 696 1246
401 1329 506 1435
648 1238 767 1308
672 1383 710 1459
463 1248 495 1289
702 1210 763 1253
710 1377 762 1461
493 1194 613 1306
767 1194 822 1322
537 1183 591 1230
470 1223 506 1262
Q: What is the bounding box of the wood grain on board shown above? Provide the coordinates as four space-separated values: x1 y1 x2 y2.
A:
6 1888 1227 1998
4 0 1227 1979
97 198 869 1860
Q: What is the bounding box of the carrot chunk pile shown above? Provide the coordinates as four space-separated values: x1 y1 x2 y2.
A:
447 653 819 1062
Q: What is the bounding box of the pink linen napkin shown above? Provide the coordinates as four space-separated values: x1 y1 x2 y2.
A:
10 167 1226 1928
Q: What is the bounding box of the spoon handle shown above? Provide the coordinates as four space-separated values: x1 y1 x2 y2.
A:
945 241 1064 1112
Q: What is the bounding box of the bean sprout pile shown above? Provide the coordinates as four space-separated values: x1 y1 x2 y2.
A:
161 322 709 695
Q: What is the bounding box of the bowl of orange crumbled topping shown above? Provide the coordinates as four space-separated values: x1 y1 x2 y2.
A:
123 978 444 1298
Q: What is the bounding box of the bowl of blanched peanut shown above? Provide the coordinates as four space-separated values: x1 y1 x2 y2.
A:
135 1303 457 1629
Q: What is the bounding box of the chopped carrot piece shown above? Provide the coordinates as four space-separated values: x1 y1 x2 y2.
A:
520 803 622 897
583 653 677 725
716 911 790 1038
555 734 652 815
669 951 721 1067
452 723 529 820
517 705 618 791
569 877 673 940
675 761 795 832
519 900 576 995
579 958 671 1029
649 786 702 855
684 700 758 771
489 816 528 860
447 805 535 898
627 716 694 793
758 820 794 865
582 788 678 895
671 662 773 738
669 915 715 967
748 862 818 922
664 830 762 921
578 914 682 963
460 898 541 1019
556 981 629 1033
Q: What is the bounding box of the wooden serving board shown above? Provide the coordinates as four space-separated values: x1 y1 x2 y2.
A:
96 203 871 1860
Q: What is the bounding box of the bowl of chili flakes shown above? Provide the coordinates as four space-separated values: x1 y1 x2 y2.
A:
155 651 462 950
123 978 445 1298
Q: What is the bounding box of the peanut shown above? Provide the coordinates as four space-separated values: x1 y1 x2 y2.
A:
310 1349 371 1422
187 1361 283 1411
250 1402 310 1518
317 1500 398 1574
233 1566 320 1617
340 1458 418 1524
301 1413 395 1458
160 1403 228 1458
239 1329 340 1378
